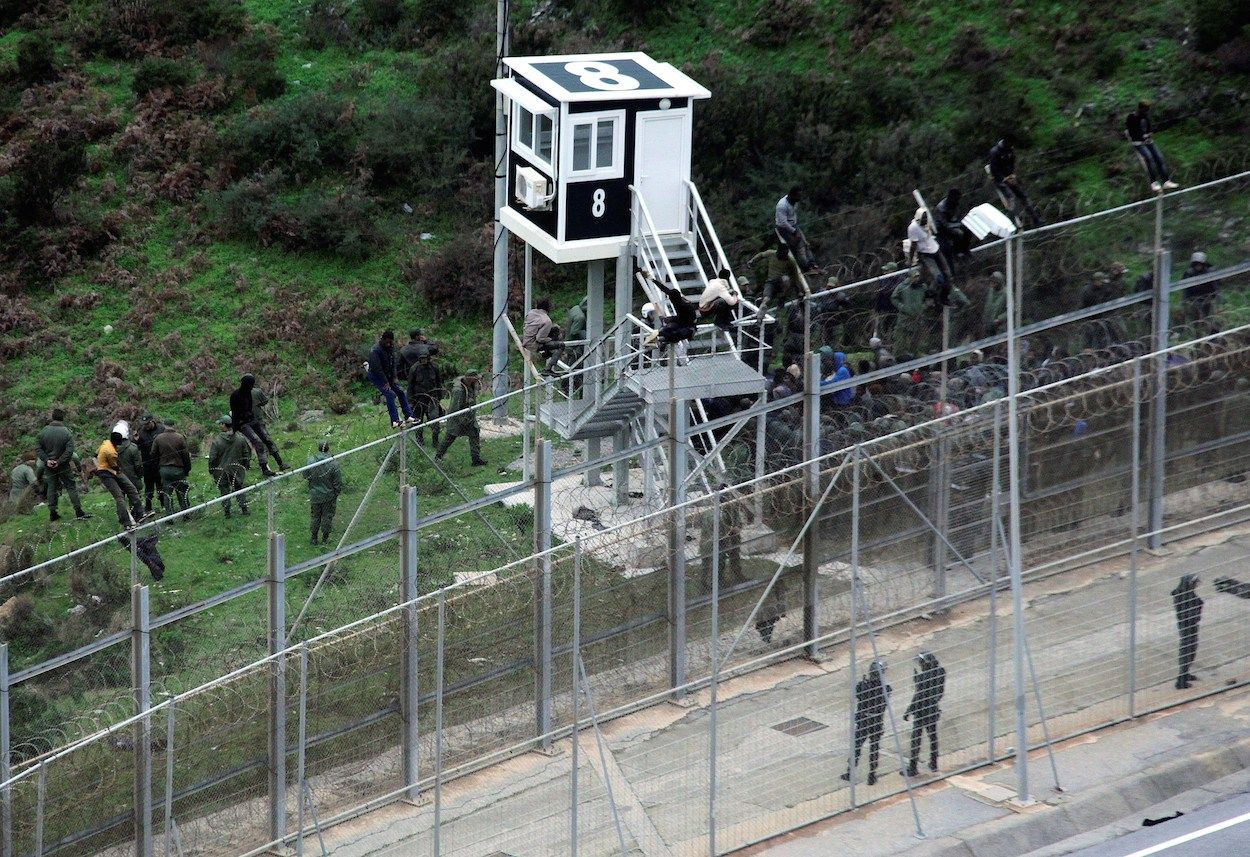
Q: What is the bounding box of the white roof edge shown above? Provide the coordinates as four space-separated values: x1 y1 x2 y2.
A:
653 63 711 100
501 207 627 264
491 78 557 114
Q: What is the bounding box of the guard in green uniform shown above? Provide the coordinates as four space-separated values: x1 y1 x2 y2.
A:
304 441 343 546
36 409 89 522
434 371 486 466
208 415 253 517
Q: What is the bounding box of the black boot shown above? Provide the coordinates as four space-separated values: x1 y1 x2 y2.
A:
866 772 878 786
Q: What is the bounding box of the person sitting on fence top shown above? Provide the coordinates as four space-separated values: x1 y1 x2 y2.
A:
988 133 1042 228
698 268 740 332
907 207 953 307
774 185 817 272
934 188 971 261
365 330 417 430
522 297 565 376
747 242 804 311
642 272 699 348
1182 250 1217 319
1126 100 1178 193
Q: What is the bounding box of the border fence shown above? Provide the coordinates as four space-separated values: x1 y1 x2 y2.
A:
2 175 1250 856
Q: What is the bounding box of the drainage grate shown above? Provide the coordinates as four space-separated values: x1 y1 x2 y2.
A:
771 716 828 736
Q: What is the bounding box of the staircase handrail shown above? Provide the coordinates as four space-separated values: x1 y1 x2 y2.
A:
629 185 684 314
685 180 745 300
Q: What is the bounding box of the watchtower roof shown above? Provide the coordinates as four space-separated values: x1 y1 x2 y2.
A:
501 52 711 103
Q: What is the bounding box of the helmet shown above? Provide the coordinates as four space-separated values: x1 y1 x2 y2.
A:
1191 251 1208 265
641 302 656 317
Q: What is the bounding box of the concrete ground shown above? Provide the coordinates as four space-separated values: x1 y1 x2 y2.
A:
312 524 1250 857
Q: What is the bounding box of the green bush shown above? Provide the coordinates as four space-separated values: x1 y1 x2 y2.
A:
15 31 57 86
131 57 197 97
74 0 246 57
355 98 472 193
228 26 287 102
225 93 356 179
1191 0 1250 52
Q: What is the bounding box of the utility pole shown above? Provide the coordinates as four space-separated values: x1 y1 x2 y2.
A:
491 0 510 420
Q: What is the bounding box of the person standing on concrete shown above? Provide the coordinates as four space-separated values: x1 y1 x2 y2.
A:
841 660 891 786
1172 574 1202 690
207 415 252 518
435 370 487 466
151 421 193 513
136 413 164 512
304 441 343 546
230 374 282 477
95 427 145 529
37 409 91 522
901 651 946 776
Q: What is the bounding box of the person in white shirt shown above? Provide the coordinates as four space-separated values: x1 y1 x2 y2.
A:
907 207 953 307
698 269 740 331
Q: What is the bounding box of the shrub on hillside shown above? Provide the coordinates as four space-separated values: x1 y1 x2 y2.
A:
228 26 286 102
401 227 493 318
73 0 245 57
742 0 821 48
1190 0 1250 52
0 120 88 227
15 32 58 87
355 98 472 194
131 57 197 97
224 93 356 179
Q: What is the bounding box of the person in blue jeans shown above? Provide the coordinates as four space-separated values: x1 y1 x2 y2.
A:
1126 101 1178 193
367 330 415 428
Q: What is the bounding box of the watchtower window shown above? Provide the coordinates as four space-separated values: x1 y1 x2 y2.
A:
567 111 624 180
515 106 555 172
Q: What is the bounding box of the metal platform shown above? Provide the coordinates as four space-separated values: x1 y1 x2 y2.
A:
626 353 766 404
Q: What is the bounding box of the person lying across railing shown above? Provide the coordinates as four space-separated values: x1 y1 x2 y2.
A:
642 272 698 348
698 268 740 332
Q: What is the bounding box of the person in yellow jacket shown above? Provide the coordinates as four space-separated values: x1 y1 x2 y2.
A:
96 424 146 529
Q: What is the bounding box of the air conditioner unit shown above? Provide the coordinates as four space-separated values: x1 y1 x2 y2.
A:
515 166 552 210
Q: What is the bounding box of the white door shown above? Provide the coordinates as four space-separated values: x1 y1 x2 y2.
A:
634 110 690 234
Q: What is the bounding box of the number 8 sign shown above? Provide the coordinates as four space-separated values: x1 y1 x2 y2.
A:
562 61 640 92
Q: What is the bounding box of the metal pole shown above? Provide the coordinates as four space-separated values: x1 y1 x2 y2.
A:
132 584 153 857
571 541 582 857
1129 358 1143 716
35 761 45 857
613 428 630 507
0 644 10 857
400 487 421 801
933 308 951 603
433 591 446 857
267 532 288 844
1148 251 1171 548
162 703 175 857
987 403 1002 761
586 260 606 486
709 491 721 856
295 645 309 857
399 420 408 488
267 479 275 538
523 244 534 483
534 439 553 745
490 0 510 421
668 395 688 696
1005 234 1030 803
846 447 860 808
802 351 821 659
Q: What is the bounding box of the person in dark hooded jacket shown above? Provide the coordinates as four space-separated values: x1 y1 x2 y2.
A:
822 352 855 407
902 652 945 776
366 330 416 429
841 660 891 785
230 374 282 477
1172 574 1202 689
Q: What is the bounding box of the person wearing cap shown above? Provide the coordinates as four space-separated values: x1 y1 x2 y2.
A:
136 413 165 512
304 441 343 546
907 207 953 307
1126 100 1178 193
934 188 971 262
1080 270 1115 309
96 425 145 529
406 349 445 447
1182 251 1216 319
151 421 192 513
208 415 252 518
901 652 946 777
435 371 486 466
841 660 892 786
891 271 933 350
230 374 282 476
37 408 90 523
1172 574 1202 689
366 330 417 429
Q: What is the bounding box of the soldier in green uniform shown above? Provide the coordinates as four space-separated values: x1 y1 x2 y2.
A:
208 415 253 517
304 441 343 546
699 488 746 595
117 430 144 492
36 409 90 522
434 370 487 467
8 453 38 508
891 272 937 352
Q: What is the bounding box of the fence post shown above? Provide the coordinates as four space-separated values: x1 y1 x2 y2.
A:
802 351 821 659
585 260 605 487
1129 358 1144 717
847 447 860 809
708 491 721 856
0 643 10 857
400 486 421 801
1148 251 1171 549
162 703 176 857
534 440 554 746
267 532 288 846
295 645 309 857
613 428 630 506
132 584 153 857
667 397 688 696
571 541 583 857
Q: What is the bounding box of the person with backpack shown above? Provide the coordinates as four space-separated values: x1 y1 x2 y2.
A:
841 660 892 786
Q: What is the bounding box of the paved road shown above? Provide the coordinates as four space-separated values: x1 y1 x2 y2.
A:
1069 794 1250 856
